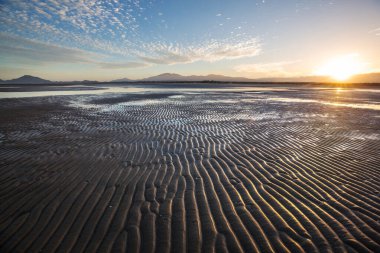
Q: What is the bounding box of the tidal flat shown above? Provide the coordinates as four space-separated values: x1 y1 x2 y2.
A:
0 83 379 252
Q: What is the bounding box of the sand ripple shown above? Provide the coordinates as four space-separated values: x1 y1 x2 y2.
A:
0 91 379 253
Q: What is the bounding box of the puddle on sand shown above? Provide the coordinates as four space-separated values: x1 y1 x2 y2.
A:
119 99 167 106
169 95 185 99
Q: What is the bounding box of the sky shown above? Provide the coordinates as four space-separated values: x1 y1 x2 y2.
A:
0 0 379 81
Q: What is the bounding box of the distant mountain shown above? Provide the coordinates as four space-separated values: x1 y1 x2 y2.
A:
137 72 380 83
3 75 52 84
130 73 339 83
78 80 100 84
193 74 254 82
254 76 334 83
55 80 100 84
140 73 254 82
141 73 187 82
1 76 100 85
111 77 133 82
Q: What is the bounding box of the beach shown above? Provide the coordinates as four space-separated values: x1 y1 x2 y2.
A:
0 84 379 252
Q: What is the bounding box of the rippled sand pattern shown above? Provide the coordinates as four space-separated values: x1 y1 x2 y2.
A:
0 89 379 253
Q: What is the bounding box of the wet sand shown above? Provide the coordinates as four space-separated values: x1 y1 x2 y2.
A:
0 85 379 252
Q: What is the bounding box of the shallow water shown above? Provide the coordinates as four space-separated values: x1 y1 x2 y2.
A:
267 97 380 110
0 85 294 99
0 87 147 99
1 84 380 112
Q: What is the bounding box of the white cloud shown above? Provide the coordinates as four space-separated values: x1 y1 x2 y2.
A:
138 37 261 65
0 0 143 40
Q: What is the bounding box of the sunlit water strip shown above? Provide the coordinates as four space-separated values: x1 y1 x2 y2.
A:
1 86 379 111
0 86 288 99
0 87 146 99
267 97 380 110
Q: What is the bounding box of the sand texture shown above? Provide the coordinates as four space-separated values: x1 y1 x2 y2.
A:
0 87 379 252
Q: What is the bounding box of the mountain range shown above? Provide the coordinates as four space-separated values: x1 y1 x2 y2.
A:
136 73 254 82
1 73 380 84
1 75 52 84
110 72 380 83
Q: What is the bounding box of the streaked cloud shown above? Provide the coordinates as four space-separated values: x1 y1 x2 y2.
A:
0 33 96 64
138 38 261 65
98 62 149 69
369 27 380 36
0 33 148 70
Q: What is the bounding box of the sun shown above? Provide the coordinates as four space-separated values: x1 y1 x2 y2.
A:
314 54 368 81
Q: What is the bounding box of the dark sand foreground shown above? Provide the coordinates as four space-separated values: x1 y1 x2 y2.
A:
0 85 379 252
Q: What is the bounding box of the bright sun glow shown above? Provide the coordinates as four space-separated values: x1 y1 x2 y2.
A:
315 54 368 81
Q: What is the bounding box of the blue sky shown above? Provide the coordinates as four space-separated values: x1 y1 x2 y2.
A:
0 0 379 81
